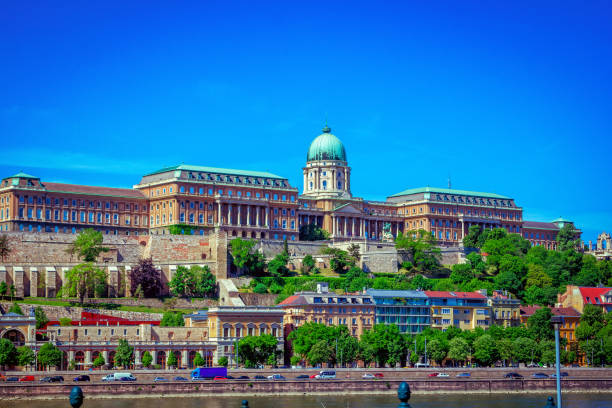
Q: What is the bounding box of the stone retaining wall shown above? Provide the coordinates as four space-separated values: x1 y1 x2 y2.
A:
0 302 163 321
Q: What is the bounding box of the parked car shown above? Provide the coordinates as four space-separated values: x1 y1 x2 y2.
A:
19 376 35 382
532 373 549 379
415 363 431 368
6 377 19 382
267 374 286 380
154 377 168 382
527 363 539 368
309 374 318 379
551 372 569 379
40 377 53 383
456 373 471 378
437 373 449 378
504 373 523 379
174 376 188 381
227 375 235 380
73 375 90 382
295 375 310 379
254 375 266 380
213 376 227 380
0 374 6 381
315 370 336 379
374 373 384 378
237 376 250 380
427 373 439 377
362 373 375 379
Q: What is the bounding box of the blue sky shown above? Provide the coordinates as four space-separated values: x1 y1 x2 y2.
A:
1 1 610 243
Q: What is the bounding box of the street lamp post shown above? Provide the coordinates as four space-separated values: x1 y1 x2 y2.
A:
551 316 563 408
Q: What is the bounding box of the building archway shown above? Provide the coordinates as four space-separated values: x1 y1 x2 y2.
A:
173 350 182 368
188 350 197 368
108 351 116 368
75 351 85 370
2 329 25 346
204 350 213 367
157 351 166 369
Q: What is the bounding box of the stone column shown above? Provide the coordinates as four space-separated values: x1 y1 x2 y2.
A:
375 221 378 240
102 350 108 362
256 207 260 227
29 268 38 297
247 206 251 226
217 202 222 225
352 218 356 237
265 207 270 227
228 205 232 225
134 349 141 366
182 350 188 369
68 350 75 362
150 350 157 364
85 350 92 366
237 205 242 226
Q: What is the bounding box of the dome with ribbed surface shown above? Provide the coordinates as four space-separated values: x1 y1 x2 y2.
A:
306 126 347 162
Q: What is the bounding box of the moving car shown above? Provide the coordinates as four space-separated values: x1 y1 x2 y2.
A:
254 375 266 380
374 373 384 378
427 373 439 377
73 375 90 382
437 373 450 378
456 373 471 378
213 376 227 380
551 372 569 378
532 373 549 379
267 374 286 380
19 376 35 382
362 373 375 379
154 377 168 382
40 377 53 383
315 370 336 379
174 376 188 381
237 376 250 380
6 377 19 382
102 373 136 382
295 375 310 379
504 373 523 379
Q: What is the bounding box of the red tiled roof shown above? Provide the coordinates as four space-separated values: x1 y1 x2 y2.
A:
579 287 612 305
277 295 301 306
424 291 486 299
520 305 581 317
43 182 146 199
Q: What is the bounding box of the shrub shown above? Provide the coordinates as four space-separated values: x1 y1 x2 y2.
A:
253 283 268 294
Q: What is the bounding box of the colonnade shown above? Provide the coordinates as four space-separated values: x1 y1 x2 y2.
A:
331 215 402 240
217 202 269 228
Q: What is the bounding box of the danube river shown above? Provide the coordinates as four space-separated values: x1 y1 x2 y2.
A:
3 393 611 408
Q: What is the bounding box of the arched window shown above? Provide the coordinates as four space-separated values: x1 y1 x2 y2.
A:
322 180 327 190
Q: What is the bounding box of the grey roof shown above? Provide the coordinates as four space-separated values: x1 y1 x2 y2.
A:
144 164 286 180
389 186 510 199
184 310 208 321
366 289 428 298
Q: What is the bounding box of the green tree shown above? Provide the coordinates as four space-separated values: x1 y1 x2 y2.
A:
575 254 601 287
192 265 216 297
450 263 474 284
17 346 35 367
268 253 290 278
308 340 333 366
556 223 579 251
168 266 194 297
344 266 370 292
427 339 447 366
253 283 268 294
447 336 469 366
37 342 62 368
0 281 7 297
160 312 185 327
59 317 72 326
288 322 334 362
523 286 556 306
0 339 17 368
114 339 134 368
299 224 330 241
395 230 441 271
335 326 359 366
236 334 278 368
497 338 514 366
167 351 178 368
359 324 406 367
230 238 266 276
538 341 556 365
473 334 498 367
141 350 153 368
300 254 316 275
218 356 228 367
463 225 484 248
347 244 361 264
193 352 205 367
92 354 105 368
321 247 354 274
525 263 553 288
8 303 23 315
34 306 48 330
67 228 109 262
64 262 107 304
527 308 554 342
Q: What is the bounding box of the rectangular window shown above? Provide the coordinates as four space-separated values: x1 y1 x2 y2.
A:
113 214 119 224
71 211 77 221
80 211 86 222
105 213 110 223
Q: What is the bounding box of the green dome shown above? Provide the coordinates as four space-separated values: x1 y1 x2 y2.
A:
306 126 347 162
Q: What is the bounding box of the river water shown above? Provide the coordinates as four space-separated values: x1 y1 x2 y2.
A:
3 393 610 408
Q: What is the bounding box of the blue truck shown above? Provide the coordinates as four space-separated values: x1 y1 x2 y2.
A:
191 367 228 380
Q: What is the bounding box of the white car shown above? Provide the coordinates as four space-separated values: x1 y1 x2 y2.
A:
362 373 375 379
437 372 450 378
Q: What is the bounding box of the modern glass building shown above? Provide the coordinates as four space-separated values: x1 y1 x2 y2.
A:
366 289 430 334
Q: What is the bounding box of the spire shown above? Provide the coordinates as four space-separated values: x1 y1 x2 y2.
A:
322 125 331 133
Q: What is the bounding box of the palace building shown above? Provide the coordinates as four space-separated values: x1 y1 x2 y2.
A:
0 126 580 246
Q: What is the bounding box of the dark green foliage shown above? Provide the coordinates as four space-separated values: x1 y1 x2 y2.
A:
17 346 35 367
300 254 317 275
8 303 23 315
0 235 11 262
141 350 153 367
114 339 134 368
160 312 185 327
218 356 229 367
92 354 105 368
527 308 554 342
236 335 278 368
168 224 195 235
34 306 48 329
268 253 290 278
0 282 7 296
167 351 178 367
230 238 266 276
37 342 62 368
299 224 330 241
321 247 354 274
67 228 109 262
450 263 474 283
556 224 579 251
0 339 17 367
193 352 205 367
169 265 216 297
253 283 268 294
395 230 441 271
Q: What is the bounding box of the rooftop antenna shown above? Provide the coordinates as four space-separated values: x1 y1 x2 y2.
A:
448 174 452 189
